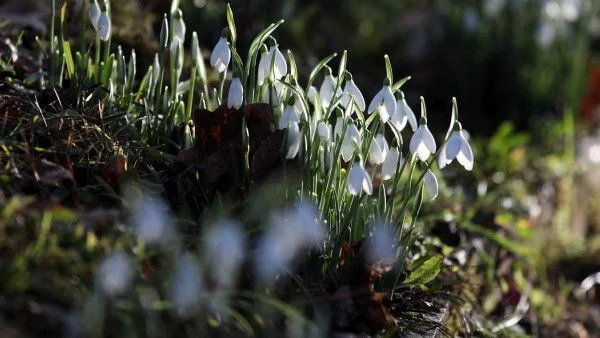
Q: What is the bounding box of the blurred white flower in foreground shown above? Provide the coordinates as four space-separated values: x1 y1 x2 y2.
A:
170 254 204 317
204 220 246 288
210 36 230 73
97 252 134 297
131 195 171 245
255 202 324 284
366 225 396 266
347 162 373 195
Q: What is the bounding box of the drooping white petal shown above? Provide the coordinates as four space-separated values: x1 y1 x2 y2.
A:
382 147 401 180
341 123 361 162
89 1 101 30
409 124 436 162
270 46 288 79
227 77 243 109
340 79 365 112
262 81 283 107
278 105 300 130
438 130 474 170
210 37 231 73
389 107 408 132
445 131 463 159
398 98 418 131
286 121 301 159
457 132 474 170
320 75 338 109
318 121 330 142
334 116 344 141
424 169 438 200
368 134 388 165
438 143 451 169
367 86 395 123
97 11 111 42
257 50 270 85
347 162 372 195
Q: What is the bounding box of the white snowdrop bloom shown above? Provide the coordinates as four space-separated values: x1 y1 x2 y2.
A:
97 252 134 297
367 84 395 123
257 49 270 85
318 121 331 142
382 147 401 181
340 78 366 113
341 122 361 162
204 220 245 288
172 9 186 42
320 74 340 109
438 127 474 171
347 162 373 195
368 134 388 165
409 124 437 162
227 77 243 109
262 81 283 106
210 37 231 73
307 85 319 106
286 121 301 159
366 225 395 265
278 105 300 130
89 1 101 31
132 195 171 245
334 116 344 141
255 202 324 284
170 254 203 316
170 37 184 75
97 11 111 42
269 46 288 79
424 169 439 200
153 54 161 82
393 97 418 132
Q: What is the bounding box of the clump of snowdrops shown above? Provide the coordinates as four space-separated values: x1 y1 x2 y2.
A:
42 0 475 334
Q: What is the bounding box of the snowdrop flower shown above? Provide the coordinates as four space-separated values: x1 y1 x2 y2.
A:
278 104 300 130
170 37 184 77
367 79 396 123
320 67 340 109
341 122 361 162
333 116 344 141
347 162 373 195
255 202 324 284
227 77 243 109
382 147 401 180
262 80 283 106
439 122 474 170
286 121 301 159
131 195 171 245
424 169 439 200
170 254 203 317
409 98 436 161
257 47 270 85
97 11 111 41
368 134 388 165
257 43 288 84
318 121 331 142
340 74 366 113
204 220 245 288
172 9 186 42
392 92 418 132
210 32 231 73
88 0 101 31
97 252 134 297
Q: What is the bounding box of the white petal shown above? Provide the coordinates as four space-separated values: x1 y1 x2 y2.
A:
341 80 365 112
437 144 451 169
257 51 270 85
416 144 431 162
347 163 364 195
382 147 400 180
320 75 337 108
210 38 231 73
278 106 299 130
400 99 418 132
424 169 439 200
89 2 101 30
380 86 396 123
272 47 288 79
307 86 319 105
409 125 425 155
97 12 111 41
227 78 243 109
286 122 301 159
390 107 408 132
422 125 437 153
341 123 361 162
445 131 462 160
334 117 344 141
173 18 186 42
368 134 388 165
318 121 330 142
457 152 473 171
367 88 385 114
